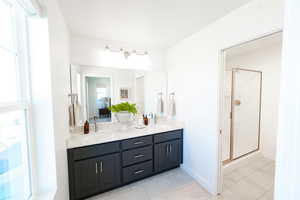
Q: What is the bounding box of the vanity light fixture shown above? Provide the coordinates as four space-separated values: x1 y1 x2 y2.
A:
105 45 148 59
102 46 151 69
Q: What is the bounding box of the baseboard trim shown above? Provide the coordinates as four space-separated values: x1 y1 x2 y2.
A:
180 164 217 195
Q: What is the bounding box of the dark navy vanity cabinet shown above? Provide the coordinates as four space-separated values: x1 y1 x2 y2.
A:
67 129 183 200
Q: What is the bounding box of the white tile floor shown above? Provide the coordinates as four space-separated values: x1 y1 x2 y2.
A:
88 155 275 200
221 155 275 200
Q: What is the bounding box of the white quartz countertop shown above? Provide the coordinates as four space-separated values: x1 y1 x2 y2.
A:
66 120 184 149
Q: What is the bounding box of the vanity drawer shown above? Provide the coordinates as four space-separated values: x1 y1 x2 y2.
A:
122 146 152 166
154 129 183 143
71 142 120 161
121 135 152 150
123 160 153 183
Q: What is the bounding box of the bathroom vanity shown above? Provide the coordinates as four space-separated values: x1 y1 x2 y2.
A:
67 123 184 200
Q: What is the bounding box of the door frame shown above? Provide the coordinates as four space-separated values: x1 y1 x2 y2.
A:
217 29 282 195
229 68 262 161
83 73 114 123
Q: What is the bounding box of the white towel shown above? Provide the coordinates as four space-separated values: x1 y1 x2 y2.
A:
168 96 176 117
74 103 83 126
69 104 75 127
69 100 83 127
157 96 164 114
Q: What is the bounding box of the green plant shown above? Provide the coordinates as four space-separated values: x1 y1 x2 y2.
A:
109 102 138 114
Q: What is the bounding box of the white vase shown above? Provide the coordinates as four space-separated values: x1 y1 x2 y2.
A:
115 111 132 124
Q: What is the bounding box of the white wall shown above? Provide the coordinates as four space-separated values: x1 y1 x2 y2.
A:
70 35 165 71
166 0 283 194
45 0 71 199
225 43 282 161
274 0 300 199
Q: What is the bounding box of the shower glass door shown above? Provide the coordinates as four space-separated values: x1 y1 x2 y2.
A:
231 69 262 159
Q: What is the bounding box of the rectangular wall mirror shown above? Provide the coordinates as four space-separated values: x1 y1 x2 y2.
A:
69 65 167 126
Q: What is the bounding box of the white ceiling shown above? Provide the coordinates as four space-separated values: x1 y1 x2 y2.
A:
59 0 252 49
226 32 283 58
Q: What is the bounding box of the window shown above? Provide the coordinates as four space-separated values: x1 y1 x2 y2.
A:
0 0 32 199
0 111 31 199
0 1 18 103
96 88 107 100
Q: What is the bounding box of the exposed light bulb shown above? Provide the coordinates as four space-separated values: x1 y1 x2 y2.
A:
101 46 151 69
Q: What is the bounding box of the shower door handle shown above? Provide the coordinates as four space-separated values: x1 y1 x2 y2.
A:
234 100 241 106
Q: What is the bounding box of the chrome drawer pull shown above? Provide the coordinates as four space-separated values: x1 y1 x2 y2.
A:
134 169 145 175
133 141 144 145
134 154 145 158
95 162 98 174
100 161 103 173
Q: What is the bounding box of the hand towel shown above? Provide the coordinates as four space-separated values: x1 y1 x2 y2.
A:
74 102 83 126
157 95 164 114
69 104 75 127
168 96 176 117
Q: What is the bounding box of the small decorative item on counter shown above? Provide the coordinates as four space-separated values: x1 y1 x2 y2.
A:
109 102 138 123
84 120 89 134
135 115 146 129
143 114 149 126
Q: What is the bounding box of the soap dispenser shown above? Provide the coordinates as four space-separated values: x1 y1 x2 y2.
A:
84 120 89 134
143 114 149 126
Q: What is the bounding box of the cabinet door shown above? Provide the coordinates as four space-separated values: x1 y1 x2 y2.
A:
155 142 169 172
74 157 99 199
167 140 181 167
97 153 121 191
155 140 181 172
